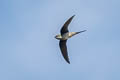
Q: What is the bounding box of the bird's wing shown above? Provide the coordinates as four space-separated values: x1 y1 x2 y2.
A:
59 40 70 64
60 15 75 35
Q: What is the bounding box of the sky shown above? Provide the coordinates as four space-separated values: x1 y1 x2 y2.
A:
0 0 120 80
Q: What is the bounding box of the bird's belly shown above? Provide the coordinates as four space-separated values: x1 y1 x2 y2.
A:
61 33 69 40
61 32 77 40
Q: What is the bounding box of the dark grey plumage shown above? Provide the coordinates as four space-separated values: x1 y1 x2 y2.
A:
59 15 75 64
59 40 70 64
55 15 86 64
60 15 75 35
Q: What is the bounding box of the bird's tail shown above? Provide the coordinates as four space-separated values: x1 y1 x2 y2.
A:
69 30 86 38
76 30 86 34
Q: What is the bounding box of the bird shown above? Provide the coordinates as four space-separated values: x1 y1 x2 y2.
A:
55 15 86 64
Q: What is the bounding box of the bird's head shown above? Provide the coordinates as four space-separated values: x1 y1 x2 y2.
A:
55 34 62 40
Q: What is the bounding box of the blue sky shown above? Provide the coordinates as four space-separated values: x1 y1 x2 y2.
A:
0 0 120 80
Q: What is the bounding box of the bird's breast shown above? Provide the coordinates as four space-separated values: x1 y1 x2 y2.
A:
61 33 69 40
61 32 77 40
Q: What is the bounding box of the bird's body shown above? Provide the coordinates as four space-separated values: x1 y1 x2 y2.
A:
55 15 86 64
55 32 78 40
55 31 86 40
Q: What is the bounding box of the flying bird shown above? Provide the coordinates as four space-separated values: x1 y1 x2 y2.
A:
55 15 86 64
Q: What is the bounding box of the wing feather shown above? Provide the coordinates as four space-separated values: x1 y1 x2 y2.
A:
60 15 75 35
59 40 70 64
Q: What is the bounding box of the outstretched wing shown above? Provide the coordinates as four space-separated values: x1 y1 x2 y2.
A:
60 15 75 35
59 40 70 64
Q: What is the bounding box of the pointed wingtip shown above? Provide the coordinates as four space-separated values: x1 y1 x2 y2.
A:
72 15 75 17
66 60 70 64
68 62 70 64
68 15 75 21
67 61 70 64
64 57 70 64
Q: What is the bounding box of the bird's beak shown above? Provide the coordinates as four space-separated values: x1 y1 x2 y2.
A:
55 35 57 38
